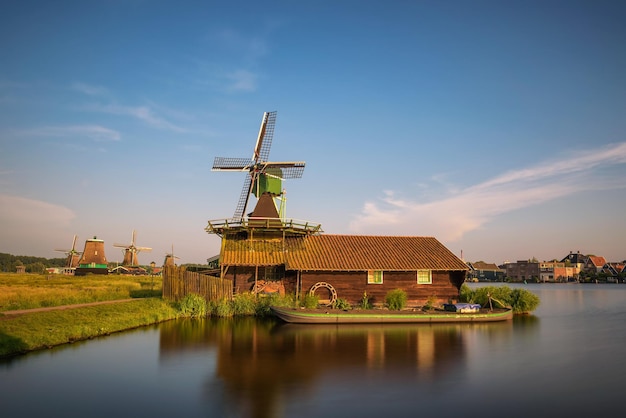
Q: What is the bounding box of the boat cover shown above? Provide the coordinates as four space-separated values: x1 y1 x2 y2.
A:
443 303 481 312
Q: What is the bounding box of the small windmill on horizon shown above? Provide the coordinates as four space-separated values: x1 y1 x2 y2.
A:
163 244 180 267
114 230 152 266
54 234 82 269
212 111 305 221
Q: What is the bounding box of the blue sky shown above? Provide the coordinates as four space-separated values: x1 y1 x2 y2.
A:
1 0 625 265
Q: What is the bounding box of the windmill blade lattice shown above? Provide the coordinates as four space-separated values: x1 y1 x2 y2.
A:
253 110 276 162
212 157 255 170
233 174 254 220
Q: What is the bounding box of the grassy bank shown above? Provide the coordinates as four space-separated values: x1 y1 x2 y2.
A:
0 273 172 358
0 298 178 357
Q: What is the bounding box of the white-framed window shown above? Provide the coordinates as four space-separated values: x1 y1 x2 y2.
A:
417 270 432 284
368 270 383 284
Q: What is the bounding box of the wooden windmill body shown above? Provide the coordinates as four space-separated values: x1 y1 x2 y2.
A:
75 236 109 276
163 244 180 267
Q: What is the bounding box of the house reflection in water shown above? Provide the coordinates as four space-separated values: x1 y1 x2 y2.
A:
158 318 514 417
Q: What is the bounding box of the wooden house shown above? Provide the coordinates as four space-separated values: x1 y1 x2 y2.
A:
214 222 468 306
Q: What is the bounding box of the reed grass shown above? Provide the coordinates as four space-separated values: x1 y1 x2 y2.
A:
459 284 540 314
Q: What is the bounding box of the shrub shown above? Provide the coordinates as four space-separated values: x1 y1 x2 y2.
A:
459 284 540 314
256 293 297 316
333 298 351 310
423 294 437 310
459 283 474 303
385 289 407 310
301 293 319 309
178 293 207 318
468 285 512 308
232 292 257 316
509 288 540 314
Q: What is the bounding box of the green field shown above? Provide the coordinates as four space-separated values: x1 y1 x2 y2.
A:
0 272 162 312
0 273 177 358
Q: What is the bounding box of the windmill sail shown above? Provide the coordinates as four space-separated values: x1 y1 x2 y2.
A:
54 234 82 268
212 111 305 220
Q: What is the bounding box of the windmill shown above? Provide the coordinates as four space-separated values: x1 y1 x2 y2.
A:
212 111 305 220
54 235 82 268
113 230 152 266
75 236 108 276
163 244 180 267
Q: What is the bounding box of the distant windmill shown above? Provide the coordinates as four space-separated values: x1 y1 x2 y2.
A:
212 111 305 220
113 230 152 266
163 244 180 267
54 235 82 268
75 236 108 276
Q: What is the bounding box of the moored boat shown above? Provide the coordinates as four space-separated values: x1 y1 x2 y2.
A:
270 305 513 324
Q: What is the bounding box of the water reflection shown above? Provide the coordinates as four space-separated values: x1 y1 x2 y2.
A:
158 317 519 417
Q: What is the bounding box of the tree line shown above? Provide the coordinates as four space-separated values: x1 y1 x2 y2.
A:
0 253 67 273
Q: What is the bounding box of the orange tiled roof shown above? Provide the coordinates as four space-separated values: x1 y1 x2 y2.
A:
221 234 468 271
588 255 607 267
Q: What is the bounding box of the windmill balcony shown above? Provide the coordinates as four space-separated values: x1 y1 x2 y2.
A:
205 217 323 237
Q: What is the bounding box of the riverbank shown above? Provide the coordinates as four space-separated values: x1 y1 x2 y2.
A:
0 298 179 358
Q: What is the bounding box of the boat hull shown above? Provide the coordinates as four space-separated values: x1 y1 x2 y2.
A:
270 306 513 324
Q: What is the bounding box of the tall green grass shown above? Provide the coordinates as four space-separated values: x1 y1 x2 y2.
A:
0 273 162 312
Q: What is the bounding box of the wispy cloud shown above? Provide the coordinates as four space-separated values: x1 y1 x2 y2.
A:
13 125 121 141
225 69 258 92
0 194 75 225
71 82 109 97
215 29 269 62
89 104 187 132
349 142 626 240
0 194 77 256
192 28 270 93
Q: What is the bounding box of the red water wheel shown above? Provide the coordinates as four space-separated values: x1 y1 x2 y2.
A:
309 282 338 307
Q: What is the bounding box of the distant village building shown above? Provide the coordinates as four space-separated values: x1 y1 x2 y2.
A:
584 256 607 274
539 261 577 282
504 260 540 282
466 261 504 281
561 251 586 268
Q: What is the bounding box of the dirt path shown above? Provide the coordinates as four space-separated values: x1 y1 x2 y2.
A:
0 299 138 319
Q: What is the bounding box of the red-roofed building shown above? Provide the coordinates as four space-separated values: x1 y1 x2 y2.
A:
585 256 607 274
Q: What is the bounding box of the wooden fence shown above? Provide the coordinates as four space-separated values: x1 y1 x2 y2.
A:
162 265 232 302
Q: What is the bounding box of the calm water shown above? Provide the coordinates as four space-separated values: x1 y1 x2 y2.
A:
1 284 625 418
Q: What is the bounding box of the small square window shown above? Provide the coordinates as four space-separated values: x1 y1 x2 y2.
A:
368 270 383 284
417 270 432 284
